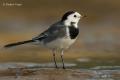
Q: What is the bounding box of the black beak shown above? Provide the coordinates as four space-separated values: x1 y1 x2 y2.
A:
82 15 87 18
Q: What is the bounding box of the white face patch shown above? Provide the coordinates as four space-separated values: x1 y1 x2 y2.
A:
64 12 81 27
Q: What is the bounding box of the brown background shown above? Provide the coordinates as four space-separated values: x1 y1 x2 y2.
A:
0 0 120 67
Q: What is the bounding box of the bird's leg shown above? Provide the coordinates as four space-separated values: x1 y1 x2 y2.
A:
52 49 58 68
60 49 65 69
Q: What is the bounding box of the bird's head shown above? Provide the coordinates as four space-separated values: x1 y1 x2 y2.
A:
61 11 82 27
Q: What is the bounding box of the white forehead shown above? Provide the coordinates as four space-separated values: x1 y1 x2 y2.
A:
67 12 82 18
73 12 81 17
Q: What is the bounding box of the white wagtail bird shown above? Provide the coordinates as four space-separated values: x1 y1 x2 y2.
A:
4 11 83 69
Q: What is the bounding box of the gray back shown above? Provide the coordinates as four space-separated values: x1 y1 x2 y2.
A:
33 21 67 44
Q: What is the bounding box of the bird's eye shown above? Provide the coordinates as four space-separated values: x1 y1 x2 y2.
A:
74 15 77 17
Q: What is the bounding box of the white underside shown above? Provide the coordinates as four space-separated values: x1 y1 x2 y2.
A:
45 37 76 49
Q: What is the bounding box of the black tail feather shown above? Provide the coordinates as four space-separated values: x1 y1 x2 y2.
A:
4 40 34 48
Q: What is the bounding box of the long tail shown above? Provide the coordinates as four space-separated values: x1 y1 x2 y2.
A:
4 40 35 48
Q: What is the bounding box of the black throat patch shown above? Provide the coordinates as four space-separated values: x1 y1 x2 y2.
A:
68 26 79 39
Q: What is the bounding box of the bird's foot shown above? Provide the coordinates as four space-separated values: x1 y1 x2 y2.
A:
63 66 66 69
55 66 59 69
54 63 58 69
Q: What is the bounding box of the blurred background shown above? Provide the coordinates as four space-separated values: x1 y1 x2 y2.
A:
0 0 120 68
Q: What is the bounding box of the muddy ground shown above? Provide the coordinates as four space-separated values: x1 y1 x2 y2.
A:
0 63 119 80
